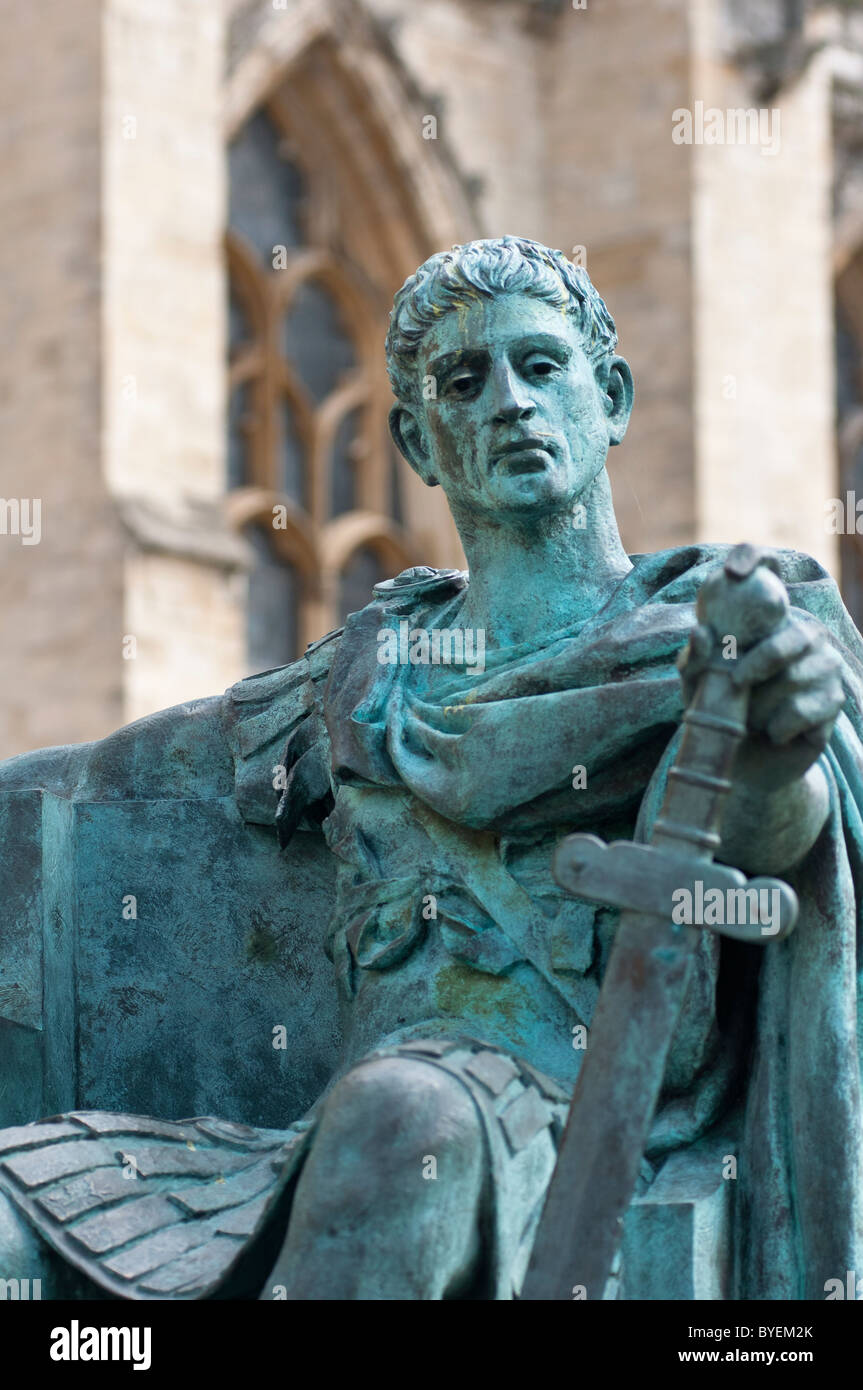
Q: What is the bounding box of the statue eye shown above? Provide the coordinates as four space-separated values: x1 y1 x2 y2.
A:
525 357 559 377
446 373 479 397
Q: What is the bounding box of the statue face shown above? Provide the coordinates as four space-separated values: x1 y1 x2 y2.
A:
393 292 632 524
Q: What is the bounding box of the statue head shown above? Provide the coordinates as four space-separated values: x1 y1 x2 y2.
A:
386 236 633 529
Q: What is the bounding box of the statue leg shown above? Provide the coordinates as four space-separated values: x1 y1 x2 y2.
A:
262 1055 486 1300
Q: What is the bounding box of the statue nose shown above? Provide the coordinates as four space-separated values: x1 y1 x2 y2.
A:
493 399 536 424
489 363 536 424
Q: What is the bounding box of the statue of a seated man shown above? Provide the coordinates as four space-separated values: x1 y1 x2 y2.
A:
0 237 859 1301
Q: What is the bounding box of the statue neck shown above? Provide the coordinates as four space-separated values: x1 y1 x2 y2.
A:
452 470 632 649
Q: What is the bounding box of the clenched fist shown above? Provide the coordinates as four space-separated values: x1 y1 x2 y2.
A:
680 612 845 791
676 556 847 874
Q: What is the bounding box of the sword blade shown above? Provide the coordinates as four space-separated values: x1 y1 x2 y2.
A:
520 909 694 1301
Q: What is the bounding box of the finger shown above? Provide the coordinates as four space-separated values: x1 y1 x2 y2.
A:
677 623 713 673
732 622 812 688
804 717 838 753
747 653 841 730
764 683 845 745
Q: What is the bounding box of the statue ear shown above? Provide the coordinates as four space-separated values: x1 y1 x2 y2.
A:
603 356 634 447
388 404 438 487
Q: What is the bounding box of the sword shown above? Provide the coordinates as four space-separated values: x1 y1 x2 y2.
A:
520 544 800 1301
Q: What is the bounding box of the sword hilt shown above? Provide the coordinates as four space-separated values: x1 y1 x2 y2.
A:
653 544 790 862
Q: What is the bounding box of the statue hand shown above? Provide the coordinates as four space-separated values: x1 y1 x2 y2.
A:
680 615 845 790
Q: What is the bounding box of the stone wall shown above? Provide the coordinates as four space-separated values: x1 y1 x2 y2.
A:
0 1 125 758
541 0 696 555
691 0 838 572
103 0 249 730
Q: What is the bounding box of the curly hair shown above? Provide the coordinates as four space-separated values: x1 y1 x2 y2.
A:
385 236 618 404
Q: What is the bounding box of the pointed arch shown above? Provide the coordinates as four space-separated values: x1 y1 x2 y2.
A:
225 0 478 268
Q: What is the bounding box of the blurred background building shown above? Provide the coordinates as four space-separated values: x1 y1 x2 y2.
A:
2 0 863 755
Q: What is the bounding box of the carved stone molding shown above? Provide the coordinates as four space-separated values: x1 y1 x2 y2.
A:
117 496 254 573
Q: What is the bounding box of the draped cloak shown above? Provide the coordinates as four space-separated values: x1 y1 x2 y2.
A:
280 543 863 1301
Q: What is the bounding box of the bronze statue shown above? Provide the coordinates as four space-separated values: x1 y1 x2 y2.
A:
0 238 857 1301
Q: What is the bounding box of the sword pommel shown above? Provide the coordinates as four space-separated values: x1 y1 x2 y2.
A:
696 543 789 651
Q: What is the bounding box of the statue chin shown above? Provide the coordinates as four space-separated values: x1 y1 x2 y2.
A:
478 465 584 520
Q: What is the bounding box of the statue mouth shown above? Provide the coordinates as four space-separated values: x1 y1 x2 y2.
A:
491 438 555 473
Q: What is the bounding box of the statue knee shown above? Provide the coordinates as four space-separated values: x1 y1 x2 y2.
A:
317 1055 483 1178
269 1057 486 1297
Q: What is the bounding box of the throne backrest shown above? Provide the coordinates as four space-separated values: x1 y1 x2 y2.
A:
0 686 340 1129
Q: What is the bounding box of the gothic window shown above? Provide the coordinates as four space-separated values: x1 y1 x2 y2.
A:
246 523 299 674
339 545 386 623
226 101 414 673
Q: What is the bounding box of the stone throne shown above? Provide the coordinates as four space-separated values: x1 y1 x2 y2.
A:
0 654 340 1137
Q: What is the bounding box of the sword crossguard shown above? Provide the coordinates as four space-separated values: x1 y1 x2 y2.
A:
552 835 798 943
